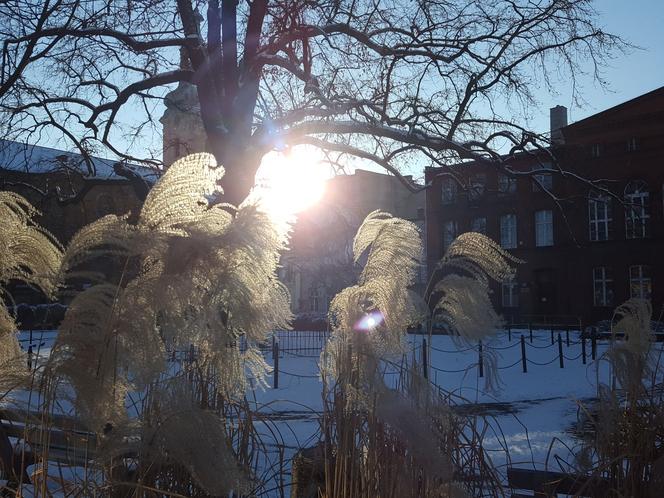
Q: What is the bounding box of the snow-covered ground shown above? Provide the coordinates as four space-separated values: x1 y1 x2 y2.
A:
12 328 619 496
249 329 616 493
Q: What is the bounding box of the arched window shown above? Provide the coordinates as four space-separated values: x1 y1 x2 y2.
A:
588 190 612 241
624 180 650 239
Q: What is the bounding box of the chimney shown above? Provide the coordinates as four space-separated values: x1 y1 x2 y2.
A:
550 105 568 144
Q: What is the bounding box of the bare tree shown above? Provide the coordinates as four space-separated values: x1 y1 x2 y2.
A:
1 0 623 204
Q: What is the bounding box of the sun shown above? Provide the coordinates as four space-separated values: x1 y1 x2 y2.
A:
254 147 329 221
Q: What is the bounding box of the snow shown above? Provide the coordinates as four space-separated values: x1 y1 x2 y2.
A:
9 328 625 495
0 139 159 181
247 328 618 492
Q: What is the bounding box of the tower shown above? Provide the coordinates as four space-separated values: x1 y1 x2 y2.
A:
160 48 206 167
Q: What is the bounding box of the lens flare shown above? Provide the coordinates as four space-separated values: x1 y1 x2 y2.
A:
254 147 328 223
354 311 384 332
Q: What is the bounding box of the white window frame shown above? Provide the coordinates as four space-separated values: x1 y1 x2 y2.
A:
592 267 613 307
442 178 457 204
443 220 458 250
468 174 486 201
629 265 652 300
531 164 553 192
470 217 487 234
498 174 517 194
535 210 553 247
500 214 517 249
627 137 638 152
624 181 650 239
588 191 612 241
501 280 519 308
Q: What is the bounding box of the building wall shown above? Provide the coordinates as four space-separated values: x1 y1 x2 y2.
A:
283 169 426 318
425 87 664 326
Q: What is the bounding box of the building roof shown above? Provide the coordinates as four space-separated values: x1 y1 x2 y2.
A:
0 139 160 182
563 85 664 133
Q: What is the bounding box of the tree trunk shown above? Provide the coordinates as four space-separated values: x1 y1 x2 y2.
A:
208 137 261 207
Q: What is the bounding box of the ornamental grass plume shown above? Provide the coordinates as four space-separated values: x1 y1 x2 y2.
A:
571 298 664 497
431 232 520 392
320 213 510 498
0 192 62 392
46 153 291 494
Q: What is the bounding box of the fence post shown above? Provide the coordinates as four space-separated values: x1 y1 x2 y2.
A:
520 335 527 373
27 345 33 370
558 333 564 368
478 341 484 378
272 335 276 359
582 336 587 365
591 330 597 361
273 341 279 389
529 324 533 343
566 327 570 347
422 337 428 380
550 329 554 345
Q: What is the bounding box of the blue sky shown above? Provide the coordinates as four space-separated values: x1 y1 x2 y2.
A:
530 0 664 132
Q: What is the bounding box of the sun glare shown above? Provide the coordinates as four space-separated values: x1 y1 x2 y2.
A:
255 147 328 221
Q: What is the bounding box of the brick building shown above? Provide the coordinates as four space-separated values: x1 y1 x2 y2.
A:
0 139 157 244
425 86 664 325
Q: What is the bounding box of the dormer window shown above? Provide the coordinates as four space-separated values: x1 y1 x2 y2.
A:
591 144 601 158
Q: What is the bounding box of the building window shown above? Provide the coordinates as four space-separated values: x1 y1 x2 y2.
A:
592 267 614 307
629 265 652 300
627 137 638 152
500 214 517 249
309 286 327 313
531 164 553 192
442 220 457 250
468 173 486 201
95 193 116 217
591 144 601 158
498 174 517 194
470 217 487 234
624 180 650 239
588 191 612 241
442 178 457 204
535 210 553 247
502 279 519 308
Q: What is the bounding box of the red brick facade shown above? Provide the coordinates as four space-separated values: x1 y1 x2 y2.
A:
425 87 664 326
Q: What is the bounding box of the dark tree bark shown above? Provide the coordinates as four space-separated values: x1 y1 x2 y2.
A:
0 0 626 204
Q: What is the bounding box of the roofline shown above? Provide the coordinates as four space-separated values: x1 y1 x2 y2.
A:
564 85 664 130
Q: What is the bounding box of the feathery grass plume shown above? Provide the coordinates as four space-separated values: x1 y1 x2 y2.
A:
0 192 63 294
50 284 131 429
99 379 249 496
571 299 664 497
325 211 423 374
0 192 62 391
139 152 226 232
431 232 518 391
49 153 291 493
58 214 150 281
318 212 504 497
438 231 518 285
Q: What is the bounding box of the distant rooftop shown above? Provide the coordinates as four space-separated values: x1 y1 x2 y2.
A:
0 139 160 182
